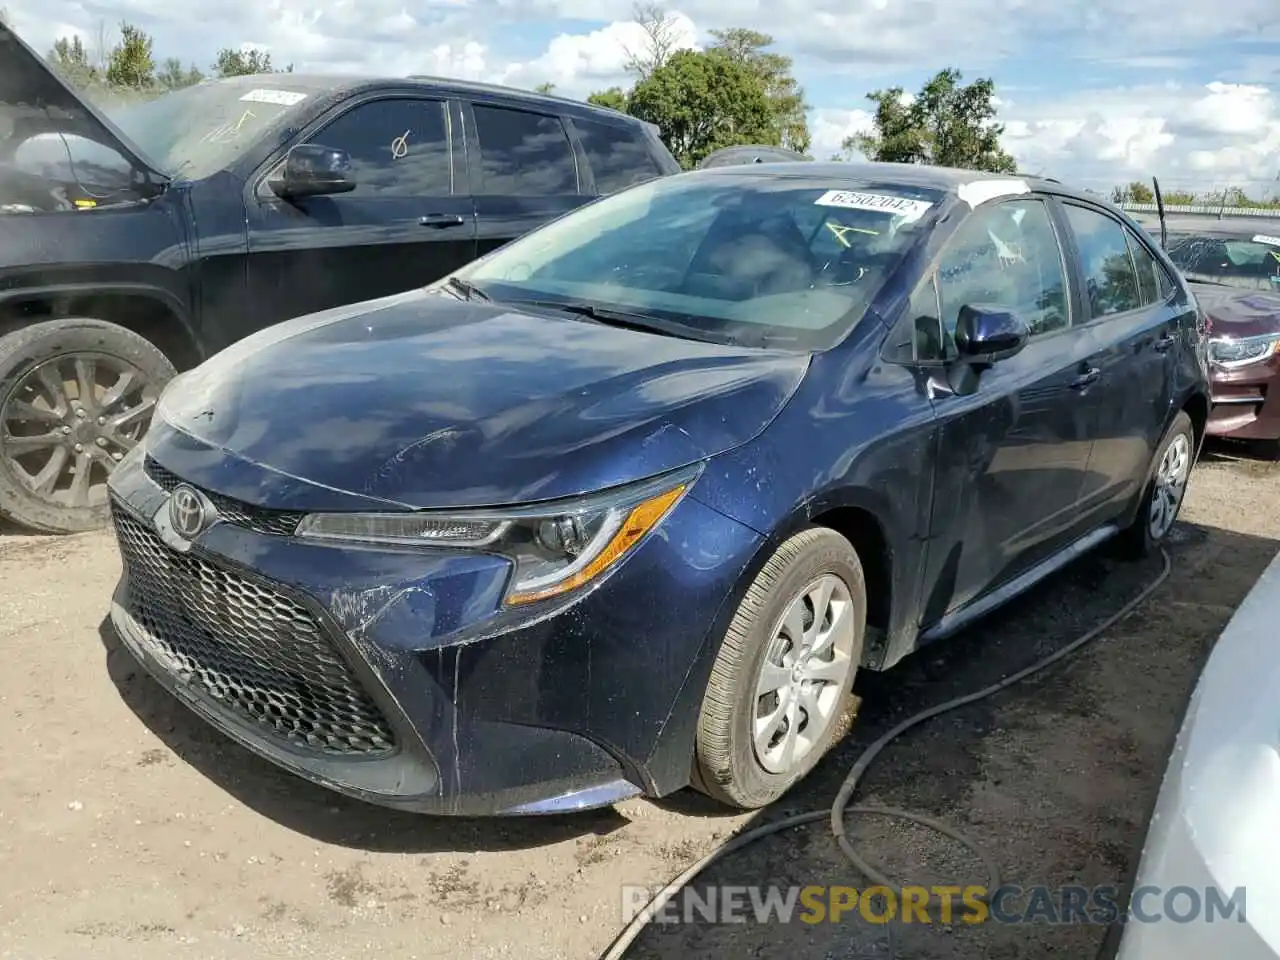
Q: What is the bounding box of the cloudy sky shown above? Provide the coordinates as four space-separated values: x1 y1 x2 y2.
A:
6 0 1280 195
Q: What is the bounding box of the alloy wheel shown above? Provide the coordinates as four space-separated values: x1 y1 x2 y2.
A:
1148 432 1191 541
0 352 158 510
752 573 858 775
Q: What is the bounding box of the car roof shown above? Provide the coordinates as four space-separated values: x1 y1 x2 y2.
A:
239 71 643 125
686 160 1101 204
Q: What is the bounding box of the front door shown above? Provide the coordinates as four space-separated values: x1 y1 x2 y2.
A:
1057 202 1184 524
463 101 591 258
919 197 1095 619
242 95 476 340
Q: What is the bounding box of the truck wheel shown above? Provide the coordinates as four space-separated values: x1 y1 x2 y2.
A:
0 318 176 534
693 526 866 809
1116 410 1195 559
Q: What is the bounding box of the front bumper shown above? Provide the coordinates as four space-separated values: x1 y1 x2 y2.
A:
105 445 762 816
1207 354 1280 441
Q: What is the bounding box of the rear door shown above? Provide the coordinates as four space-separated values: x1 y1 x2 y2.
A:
917 196 1096 616
1057 202 1185 523
243 94 475 335
461 101 588 257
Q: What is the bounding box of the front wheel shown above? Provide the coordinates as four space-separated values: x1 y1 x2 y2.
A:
0 318 175 534
1116 410 1195 558
693 526 866 809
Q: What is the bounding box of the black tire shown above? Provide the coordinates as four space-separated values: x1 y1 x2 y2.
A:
1115 410 1196 559
0 318 176 534
693 526 867 809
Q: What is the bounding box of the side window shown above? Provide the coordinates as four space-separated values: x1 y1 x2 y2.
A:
572 117 662 194
936 198 1069 339
471 105 577 195
1125 229 1170 306
1063 204 1141 318
306 98 450 196
885 275 950 364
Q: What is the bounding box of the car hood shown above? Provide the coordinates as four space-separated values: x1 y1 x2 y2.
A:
153 288 810 510
1191 282 1280 340
0 23 167 182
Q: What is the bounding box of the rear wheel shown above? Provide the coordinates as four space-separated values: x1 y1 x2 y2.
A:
0 318 175 533
1116 410 1195 558
693 526 866 809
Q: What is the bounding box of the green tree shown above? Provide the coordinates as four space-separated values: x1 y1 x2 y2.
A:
48 36 99 89
1112 180 1154 205
104 22 155 89
628 48 775 169
214 47 290 77
845 67 1016 174
586 87 629 112
533 81 555 94
708 28 809 153
158 56 204 90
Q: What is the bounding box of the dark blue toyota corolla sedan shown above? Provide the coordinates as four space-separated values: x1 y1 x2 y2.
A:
105 162 1210 816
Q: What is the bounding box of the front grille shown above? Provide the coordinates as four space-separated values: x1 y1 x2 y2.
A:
144 456 305 537
112 503 396 756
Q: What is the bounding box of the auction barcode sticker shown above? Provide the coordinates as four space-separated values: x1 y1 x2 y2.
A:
1252 234 1280 246
240 88 308 106
814 190 933 222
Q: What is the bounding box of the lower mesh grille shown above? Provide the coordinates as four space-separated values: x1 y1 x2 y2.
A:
112 502 396 756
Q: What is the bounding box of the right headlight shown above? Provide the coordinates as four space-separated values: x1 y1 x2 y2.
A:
296 463 702 606
1208 333 1280 369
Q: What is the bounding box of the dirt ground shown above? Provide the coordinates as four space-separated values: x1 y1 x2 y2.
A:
1 442 1277 960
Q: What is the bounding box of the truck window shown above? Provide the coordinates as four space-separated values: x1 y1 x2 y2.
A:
572 117 663 195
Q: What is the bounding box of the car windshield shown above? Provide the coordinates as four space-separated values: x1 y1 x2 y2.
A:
102 77 328 179
456 172 945 350
1166 231 1280 288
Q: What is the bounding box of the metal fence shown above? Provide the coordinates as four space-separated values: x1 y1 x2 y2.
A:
1120 202 1280 220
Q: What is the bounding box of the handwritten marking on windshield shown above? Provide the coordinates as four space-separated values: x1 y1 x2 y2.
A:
199 109 258 145
391 131 410 159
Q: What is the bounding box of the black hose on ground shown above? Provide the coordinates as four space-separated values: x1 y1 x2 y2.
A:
602 547 1173 960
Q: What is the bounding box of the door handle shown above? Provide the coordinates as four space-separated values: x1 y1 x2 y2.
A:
420 213 465 228
1153 332 1177 352
1069 367 1101 390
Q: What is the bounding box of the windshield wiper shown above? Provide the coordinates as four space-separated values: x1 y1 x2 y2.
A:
444 276 491 301
511 298 701 340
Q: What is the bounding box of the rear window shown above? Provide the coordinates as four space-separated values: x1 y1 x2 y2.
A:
572 117 662 194
1167 233 1280 289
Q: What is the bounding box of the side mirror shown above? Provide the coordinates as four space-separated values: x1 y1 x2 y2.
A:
272 143 356 199
954 304 1030 364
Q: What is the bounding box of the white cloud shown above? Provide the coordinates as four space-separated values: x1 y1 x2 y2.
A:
5 0 1280 195
1000 82 1280 191
809 107 875 160
494 13 699 97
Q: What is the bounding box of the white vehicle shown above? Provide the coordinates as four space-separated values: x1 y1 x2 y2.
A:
1116 549 1280 958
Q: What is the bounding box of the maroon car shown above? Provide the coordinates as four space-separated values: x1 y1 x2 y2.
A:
1148 215 1280 446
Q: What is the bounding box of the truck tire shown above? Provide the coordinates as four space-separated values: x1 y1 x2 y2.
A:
0 318 176 534
693 526 867 809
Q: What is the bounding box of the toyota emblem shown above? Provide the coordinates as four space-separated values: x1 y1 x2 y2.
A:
169 484 210 540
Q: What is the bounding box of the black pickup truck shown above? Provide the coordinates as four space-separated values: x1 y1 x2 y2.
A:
0 24 679 533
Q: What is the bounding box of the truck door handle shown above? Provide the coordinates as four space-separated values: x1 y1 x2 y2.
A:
420 213 465 228
1069 367 1101 390
1153 332 1177 352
